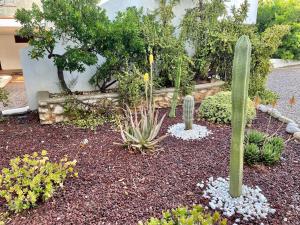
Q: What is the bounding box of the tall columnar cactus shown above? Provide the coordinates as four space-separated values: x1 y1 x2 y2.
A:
169 57 182 118
183 95 195 130
229 35 252 198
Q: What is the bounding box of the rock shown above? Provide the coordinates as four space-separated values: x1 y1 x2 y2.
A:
258 104 268 113
53 105 64 114
269 108 281 118
278 116 295 124
293 132 300 141
286 123 300 134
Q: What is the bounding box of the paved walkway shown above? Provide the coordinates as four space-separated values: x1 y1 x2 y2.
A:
267 65 300 124
0 75 27 111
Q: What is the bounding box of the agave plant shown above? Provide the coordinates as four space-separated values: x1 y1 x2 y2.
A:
119 106 166 152
117 53 167 153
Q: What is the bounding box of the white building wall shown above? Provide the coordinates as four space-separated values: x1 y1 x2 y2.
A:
21 0 258 109
0 34 27 69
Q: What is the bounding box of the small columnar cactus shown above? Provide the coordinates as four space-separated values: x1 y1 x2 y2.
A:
169 57 182 118
229 35 252 198
183 95 195 130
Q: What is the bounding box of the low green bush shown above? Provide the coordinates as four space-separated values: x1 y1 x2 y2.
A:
258 0 300 60
138 205 227 225
0 151 77 213
244 130 285 166
0 88 8 106
256 89 279 105
198 91 256 124
64 97 116 130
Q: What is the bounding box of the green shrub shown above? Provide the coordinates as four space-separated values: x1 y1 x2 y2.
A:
256 89 279 105
244 143 261 165
64 97 116 130
0 88 8 106
245 130 266 146
181 0 289 101
0 151 77 213
257 0 300 60
244 130 285 166
116 64 144 106
198 91 256 124
138 205 227 225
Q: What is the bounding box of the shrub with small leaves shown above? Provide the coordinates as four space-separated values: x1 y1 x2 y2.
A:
0 151 77 213
244 130 285 166
198 91 256 124
0 88 8 107
138 205 227 225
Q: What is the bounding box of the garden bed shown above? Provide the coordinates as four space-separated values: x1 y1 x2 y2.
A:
0 109 299 225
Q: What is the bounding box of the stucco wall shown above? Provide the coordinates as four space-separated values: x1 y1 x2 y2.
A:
20 0 258 110
0 34 27 69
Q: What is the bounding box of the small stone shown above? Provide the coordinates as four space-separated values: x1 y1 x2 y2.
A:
258 105 268 113
283 218 288 222
293 132 300 140
286 123 300 134
278 116 295 124
53 105 64 114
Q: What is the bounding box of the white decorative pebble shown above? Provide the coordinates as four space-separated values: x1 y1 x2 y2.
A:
199 177 276 221
167 123 211 140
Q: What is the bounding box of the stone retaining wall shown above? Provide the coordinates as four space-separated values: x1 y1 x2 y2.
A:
37 81 224 124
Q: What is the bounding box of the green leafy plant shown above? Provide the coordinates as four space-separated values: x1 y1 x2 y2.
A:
198 91 256 124
0 151 77 213
138 205 227 225
64 97 115 130
15 0 108 93
257 0 300 60
244 130 285 166
0 88 8 106
181 0 289 101
115 64 144 107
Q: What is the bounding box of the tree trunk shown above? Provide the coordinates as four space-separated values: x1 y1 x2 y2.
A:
57 68 72 94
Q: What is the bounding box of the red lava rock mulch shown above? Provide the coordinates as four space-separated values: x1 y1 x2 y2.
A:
0 108 299 225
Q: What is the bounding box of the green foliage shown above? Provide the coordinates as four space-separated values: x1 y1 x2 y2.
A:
257 0 300 60
183 95 195 130
244 143 261 165
64 97 115 130
90 2 194 94
115 64 144 107
244 130 285 166
0 151 77 213
245 130 266 146
15 0 108 92
181 0 289 100
90 7 147 92
256 89 279 105
0 88 8 106
138 205 227 225
198 91 256 124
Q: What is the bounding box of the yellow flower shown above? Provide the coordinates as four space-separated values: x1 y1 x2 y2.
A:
149 54 154 65
144 73 149 82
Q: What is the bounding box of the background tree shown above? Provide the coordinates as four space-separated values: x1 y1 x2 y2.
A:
15 0 109 93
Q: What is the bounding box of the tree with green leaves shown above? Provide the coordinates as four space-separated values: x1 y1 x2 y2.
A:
15 0 109 93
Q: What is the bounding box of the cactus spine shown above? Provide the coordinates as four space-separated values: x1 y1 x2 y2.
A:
229 35 252 198
183 95 194 130
169 57 182 118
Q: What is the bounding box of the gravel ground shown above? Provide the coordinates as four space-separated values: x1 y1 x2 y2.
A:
0 109 299 225
267 65 300 124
